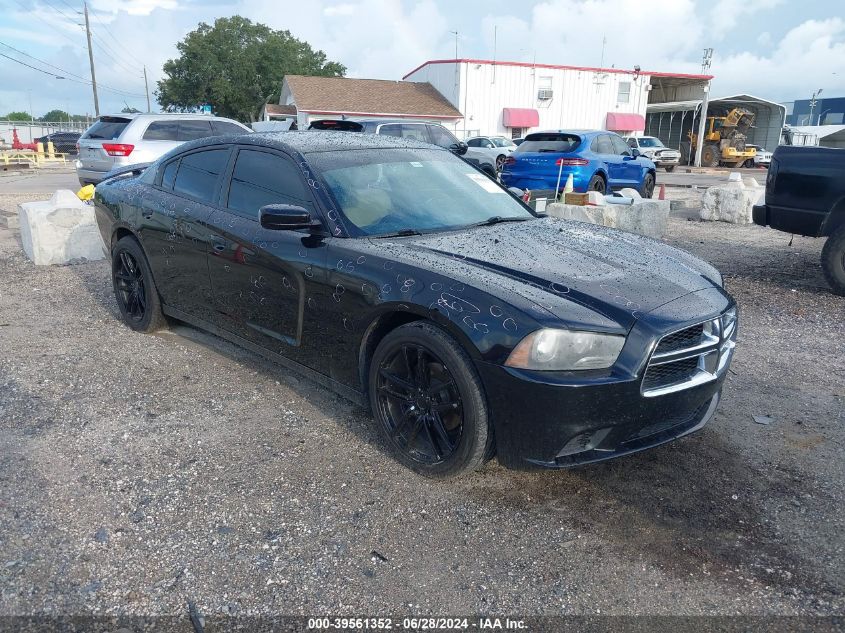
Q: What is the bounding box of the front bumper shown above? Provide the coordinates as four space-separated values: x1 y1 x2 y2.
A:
752 204 768 227
477 291 736 469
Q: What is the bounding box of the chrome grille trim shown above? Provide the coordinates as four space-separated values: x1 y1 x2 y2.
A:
641 310 737 398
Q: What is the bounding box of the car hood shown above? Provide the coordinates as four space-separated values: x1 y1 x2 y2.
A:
378 218 723 331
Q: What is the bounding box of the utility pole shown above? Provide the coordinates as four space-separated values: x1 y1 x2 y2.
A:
143 65 151 112
809 88 822 126
694 48 714 167
83 1 99 116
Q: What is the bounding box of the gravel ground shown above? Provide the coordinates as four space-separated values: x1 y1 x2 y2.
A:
0 191 843 623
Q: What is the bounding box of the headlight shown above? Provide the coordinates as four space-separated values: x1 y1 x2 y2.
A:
505 329 625 371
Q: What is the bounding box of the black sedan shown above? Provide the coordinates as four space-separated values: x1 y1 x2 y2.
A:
94 131 737 477
33 130 81 154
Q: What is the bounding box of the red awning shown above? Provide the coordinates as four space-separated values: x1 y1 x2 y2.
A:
502 108 539 128
606 112 645 132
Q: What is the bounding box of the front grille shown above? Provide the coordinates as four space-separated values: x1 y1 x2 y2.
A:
624 398 712 443
641 310 737 397
654 324 704 354
642 355 700 391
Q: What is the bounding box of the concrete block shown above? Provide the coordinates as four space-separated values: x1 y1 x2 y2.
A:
547 199 670 239
700 179 764 224
618 187 642 199
18 190 105 265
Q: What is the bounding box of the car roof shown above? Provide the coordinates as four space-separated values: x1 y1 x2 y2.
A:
348 118 444 127
178 130 442 155
98 113 241 122
526 129 605 136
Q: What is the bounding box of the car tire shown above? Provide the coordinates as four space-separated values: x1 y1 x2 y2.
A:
664 165 675 173
821 226 845 296
640 172 656 198
368 321 493 478
702 143 721 168
586 173 606 194
496 154 506 171
742 159 755 168
111 236 168 333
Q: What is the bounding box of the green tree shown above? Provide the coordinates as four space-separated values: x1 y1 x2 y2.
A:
41 109 70 122
121 106 141 113
5 111 32 121
156 16 345 122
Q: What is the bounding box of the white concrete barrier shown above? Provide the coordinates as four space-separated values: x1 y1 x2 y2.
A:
547 199 670 239
18 190 105 265
700 177 764 224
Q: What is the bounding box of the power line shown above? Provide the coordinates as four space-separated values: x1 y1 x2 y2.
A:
90 32 143 77
87 8 147 69
0 43 147 98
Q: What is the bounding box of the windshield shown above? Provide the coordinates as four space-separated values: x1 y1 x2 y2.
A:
309 148 534 237
515 133 581 153
490 137 515 148
638 137 665 148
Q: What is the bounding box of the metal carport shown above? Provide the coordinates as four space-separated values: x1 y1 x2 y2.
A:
645 94 786 161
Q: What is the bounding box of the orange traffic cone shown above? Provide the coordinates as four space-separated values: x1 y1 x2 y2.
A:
657 183 666 200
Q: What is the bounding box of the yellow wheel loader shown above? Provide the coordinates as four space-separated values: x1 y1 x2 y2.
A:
683 107 757 168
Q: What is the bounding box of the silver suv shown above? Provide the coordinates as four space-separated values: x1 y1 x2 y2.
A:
76 113 250 185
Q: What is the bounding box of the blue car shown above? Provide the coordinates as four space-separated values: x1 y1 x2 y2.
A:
501 130 657 198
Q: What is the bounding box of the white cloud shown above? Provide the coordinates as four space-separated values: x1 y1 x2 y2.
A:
323 4 356 16
708 0 784 34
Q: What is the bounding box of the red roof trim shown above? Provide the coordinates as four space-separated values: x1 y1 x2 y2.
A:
402 59 713 81
300 109 462 120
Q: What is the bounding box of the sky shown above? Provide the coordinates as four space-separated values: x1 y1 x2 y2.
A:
0 0 843 119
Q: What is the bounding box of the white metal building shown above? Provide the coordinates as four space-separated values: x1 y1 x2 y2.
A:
403 58 712 139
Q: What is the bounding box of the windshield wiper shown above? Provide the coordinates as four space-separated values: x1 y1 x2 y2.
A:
471 216 531 227
374 228 423 238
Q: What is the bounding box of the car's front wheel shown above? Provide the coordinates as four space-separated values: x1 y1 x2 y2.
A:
368 321 493 478
112 236 167 333
640 172 656 198
664 165 675 173
496 154 507 171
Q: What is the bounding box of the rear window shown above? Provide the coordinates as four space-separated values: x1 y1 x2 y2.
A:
516 133 581 153
82 116 131 140
308 120 364 132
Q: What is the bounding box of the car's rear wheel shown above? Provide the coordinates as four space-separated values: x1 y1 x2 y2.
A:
368 321 493 478
640 172 656 198
587 174 606 194
112 236 167 333
821 226 845 296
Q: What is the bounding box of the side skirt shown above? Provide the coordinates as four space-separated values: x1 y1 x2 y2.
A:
162 305 367 407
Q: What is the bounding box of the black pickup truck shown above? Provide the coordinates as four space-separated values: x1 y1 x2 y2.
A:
753 145 845 295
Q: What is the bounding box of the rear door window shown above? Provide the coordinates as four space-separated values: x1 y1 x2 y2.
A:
160 159 179 190
516 133 581 153
611 135 631 155
427 125 458 148
211 120 247 135
172 148 230 203
178 120 214 141
143 121 179 141
378 124 403 138
226 149 311 219
81 116 131 140
594 135 615 155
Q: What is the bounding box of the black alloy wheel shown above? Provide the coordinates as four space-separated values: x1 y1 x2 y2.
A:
496 154 507 171
112 236 167 333
369 322 492 477
114 250 146 322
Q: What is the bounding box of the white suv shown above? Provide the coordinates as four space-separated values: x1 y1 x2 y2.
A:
623 136 681 172
76 113 250 185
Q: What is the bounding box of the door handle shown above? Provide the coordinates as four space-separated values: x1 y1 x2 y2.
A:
142 210 153 219
211 237 227 252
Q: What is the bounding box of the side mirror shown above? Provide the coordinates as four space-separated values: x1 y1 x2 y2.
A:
630 148 641 158
259 204 317 231
449 141 468 156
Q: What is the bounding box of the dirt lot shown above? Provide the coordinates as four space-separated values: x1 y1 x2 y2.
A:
0 188 843 624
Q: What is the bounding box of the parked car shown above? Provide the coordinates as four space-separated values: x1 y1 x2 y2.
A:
753 145 845 295
94 130 736 477
308 119 498 177
512 137 525 146
33 131 81 155
502 130 658 197
744 144 772 168
465 135 517 170
623 136 681 172
76 113 250 185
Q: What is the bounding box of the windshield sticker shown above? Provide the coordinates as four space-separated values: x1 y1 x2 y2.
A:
466 172 504 194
